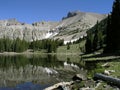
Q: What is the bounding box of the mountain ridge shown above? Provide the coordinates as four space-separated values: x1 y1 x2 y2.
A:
0 11 107 43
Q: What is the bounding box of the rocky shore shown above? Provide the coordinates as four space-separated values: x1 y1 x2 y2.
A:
44 73 120 90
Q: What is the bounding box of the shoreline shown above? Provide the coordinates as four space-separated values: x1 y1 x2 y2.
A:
0 51 80 56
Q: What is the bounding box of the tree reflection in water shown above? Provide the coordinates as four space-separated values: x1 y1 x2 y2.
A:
0 54 84 89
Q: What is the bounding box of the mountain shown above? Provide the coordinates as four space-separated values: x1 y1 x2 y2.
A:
54 11 107 44
0 11 107 43
0 19 58 41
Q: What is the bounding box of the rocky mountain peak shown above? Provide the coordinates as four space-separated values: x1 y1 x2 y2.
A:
62 11 84 20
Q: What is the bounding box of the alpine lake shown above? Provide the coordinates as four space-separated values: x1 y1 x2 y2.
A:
0 54 103 90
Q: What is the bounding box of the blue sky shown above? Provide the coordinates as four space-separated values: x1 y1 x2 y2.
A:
0 0 114 23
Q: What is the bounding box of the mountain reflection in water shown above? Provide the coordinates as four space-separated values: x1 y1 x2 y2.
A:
0 54 85 89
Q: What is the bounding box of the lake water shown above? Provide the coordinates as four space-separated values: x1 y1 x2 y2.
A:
0 54 87 90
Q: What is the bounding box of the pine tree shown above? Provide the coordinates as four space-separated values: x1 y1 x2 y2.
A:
105 0 120 53
85 31 94 53
112 0 120 51
0 39 5 52
98 29 104 48
47 43 52 53
4 38 12 51
67 43 70 50
93 21 99 51
93 21 104 51
104 15 112 52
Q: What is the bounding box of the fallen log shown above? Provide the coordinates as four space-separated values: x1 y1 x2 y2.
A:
94 73 120 87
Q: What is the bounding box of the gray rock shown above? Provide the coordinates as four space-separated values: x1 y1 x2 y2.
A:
72 74 87 81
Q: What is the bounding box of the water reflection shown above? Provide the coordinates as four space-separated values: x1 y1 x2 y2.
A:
0 54 84 89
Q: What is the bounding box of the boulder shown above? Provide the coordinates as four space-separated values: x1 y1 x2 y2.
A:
44 81 73 90
72 74 87 81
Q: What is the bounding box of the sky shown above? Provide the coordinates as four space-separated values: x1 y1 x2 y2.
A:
0 0 114 23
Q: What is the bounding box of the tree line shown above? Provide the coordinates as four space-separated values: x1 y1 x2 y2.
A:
0 38 28 52
0 38 64 53
29 39 64 53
